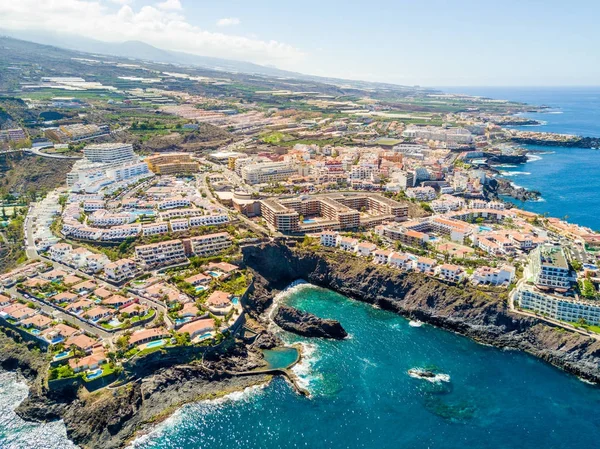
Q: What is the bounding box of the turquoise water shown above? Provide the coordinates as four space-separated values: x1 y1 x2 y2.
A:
145 339 165 349
262 347 299 369
85 368 103 380
442 87 600 229
129 285 600 449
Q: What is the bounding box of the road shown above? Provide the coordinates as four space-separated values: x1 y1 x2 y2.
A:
24 205 39 260
24 146 82 160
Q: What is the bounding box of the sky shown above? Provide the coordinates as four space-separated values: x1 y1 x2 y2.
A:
0 0 599 86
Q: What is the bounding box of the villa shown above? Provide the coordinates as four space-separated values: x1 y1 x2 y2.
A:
128 328 169 348
179 318 215 340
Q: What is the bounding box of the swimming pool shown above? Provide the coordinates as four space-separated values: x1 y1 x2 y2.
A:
86 368 103 380
232 297 239 305
145 339 166 349
131 209 155 216
479 226 493 232
53 351 71 360
30 329 41 335
303 219 316 224
175 317 191 326
197 332 212 340
195 285 207 292
207 271 222 278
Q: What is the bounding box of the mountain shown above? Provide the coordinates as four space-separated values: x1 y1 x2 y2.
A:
0 30 419 92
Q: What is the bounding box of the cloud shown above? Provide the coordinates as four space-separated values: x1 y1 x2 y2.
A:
0 0 305 68
156 0 181 11
109 0 134 5
216 17 240 27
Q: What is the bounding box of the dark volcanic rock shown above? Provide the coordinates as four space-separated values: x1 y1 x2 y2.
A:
242 243 600 383
274 305 347 339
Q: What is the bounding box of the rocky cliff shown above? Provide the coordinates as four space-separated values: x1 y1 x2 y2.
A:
8 336 270 449
274 305 348 339
242 243 600 383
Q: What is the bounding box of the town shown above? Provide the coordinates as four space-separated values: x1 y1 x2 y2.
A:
2 36 600 397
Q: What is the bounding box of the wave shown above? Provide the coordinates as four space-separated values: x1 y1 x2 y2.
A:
290 341 321 393
128 383 270 448
408 368 451 384
492 164 518 168
500 171 531 177
536 151 556 154
409 320 423 327
526 154 543 162
546 111 564 114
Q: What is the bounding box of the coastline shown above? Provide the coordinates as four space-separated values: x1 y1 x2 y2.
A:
242 243 600 384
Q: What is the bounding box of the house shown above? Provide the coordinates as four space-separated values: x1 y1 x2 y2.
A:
373 249 392 264
355 242 377 257
437 264 463 282
206 290 232 314
184 273 211 286
101 294 134 309
179 302 199 318
84 306 113 322
128 327 169 348
41 269 68 281
20 314 53 330
43 323 79 341
206 262 238 275
65 299 94 313
120 302 148 317
23 277 50 288
63 274 83 286
179 318 215 339
52 291 78 304
72 280 97 293
1 303 35 320
69 349 107 372
93 287 114 300
65 334 98 353
0 293 13 307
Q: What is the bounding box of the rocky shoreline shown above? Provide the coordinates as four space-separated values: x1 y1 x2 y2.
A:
484 177 541 203
242 243 600 384
0 325 282 449
274 304 348 340
511 136 600 149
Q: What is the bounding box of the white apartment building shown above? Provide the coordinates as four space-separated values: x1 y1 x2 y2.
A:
104 258 137 283
185 232 232 257
415 256 436 274
320 231 338 247
241 162 298 185
355 242 377 257
100 224 141 241
105 161 151 181
388 252 412 270
170 219 190 232
373 249 392 264
49 243 73 262
517 285 600 325
406 186 436 201
83 200 105 212
158 197 191 210
88 210 132 227
437 264 463 282
135 240 187 267
142 222 169 236
189 214 229 227
472 265 515 286
336 236 359 252
83 143 136 165
529 245 572 291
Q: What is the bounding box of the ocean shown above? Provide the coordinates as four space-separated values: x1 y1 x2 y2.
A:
129 285 600 449
442 86 600 229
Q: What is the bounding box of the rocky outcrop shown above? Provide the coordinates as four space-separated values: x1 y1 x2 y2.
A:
511 136 600 149
11 339 271 449
485 177 540 202
274 305 347 339
483 153 528 164
242 243 600 383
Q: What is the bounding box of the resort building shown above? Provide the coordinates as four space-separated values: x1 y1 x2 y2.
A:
146 153 200 175
529 245 572 291
182 232 232 257
83 143 136 165
241 162 298 185
517 285 600 325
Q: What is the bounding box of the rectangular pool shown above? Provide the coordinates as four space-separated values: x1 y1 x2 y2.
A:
145 339 166 349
